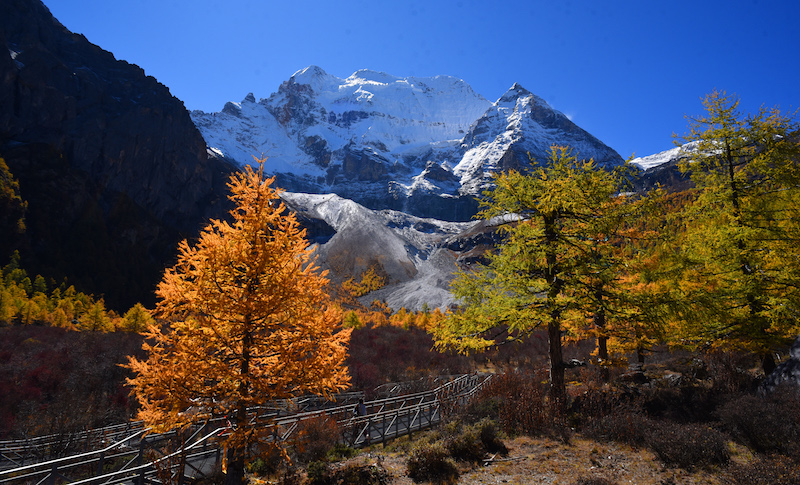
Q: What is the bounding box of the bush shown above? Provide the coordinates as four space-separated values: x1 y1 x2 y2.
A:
330 463 389 485
406 443 459 484
587 412 651 447
570 478 619 485
306 461 331 485
476 418 508 456
640 384 719 423
445 426 485 463
717 391 800 455
703 350 759 394
589 412 729 470
468 370 562 437
327 443 358 462
646 420 730 470
723 455 800 485
290 415 340 464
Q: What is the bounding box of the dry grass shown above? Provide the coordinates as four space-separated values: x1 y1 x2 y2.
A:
321 434 730 485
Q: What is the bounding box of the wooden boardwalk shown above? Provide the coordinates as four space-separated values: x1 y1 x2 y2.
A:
0 374 491 485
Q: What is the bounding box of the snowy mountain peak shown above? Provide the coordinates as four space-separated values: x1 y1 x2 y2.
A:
496 83 552 113
288 65 338 91
346 69 400 86
191 67 624 221
501 82 531 100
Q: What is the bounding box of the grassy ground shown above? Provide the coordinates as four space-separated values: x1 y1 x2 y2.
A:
254 431 747 485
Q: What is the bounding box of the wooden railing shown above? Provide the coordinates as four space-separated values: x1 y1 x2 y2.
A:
0 374 491 485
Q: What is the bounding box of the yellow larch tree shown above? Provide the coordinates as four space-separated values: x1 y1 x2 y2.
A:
126 160 351 485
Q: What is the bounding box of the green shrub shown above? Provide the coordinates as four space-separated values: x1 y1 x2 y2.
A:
477 418 508 456
306 461 331 485
406 443 459 484
327 443 358 462
445 426 485 463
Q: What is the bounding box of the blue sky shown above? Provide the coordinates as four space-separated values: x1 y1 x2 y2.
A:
43 0 799 159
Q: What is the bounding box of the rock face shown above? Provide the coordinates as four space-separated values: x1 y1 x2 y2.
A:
761 336 800 394
0 0 234 309
192 66 625 222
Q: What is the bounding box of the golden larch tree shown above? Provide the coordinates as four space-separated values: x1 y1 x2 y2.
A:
126 160 351 485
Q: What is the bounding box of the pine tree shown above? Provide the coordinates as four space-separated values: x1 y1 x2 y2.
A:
120 303 154 332
433 147 634 404
126 161 351 485
673 90 800 371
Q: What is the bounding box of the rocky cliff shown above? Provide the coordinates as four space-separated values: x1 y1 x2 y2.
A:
0 0 234 309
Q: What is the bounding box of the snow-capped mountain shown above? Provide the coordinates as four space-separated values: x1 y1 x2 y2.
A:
631 142 698 170
630 142 698 192
192 66 624 221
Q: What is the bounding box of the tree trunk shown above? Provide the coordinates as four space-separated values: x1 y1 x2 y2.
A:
543 212 566 410
593 284 610 382
225 319 252 485
224 442 245 485
548 318 565 410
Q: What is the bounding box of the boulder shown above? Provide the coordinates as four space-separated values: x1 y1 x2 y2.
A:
760 336 800 394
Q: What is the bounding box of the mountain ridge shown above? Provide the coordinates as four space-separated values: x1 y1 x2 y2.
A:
191 66 625 221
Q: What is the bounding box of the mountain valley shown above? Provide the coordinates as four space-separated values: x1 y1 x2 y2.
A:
0 0 681 311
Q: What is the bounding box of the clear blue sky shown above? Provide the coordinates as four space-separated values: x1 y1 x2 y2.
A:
43 0 799 159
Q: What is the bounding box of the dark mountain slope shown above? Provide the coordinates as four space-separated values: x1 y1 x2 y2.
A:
0 0 234 309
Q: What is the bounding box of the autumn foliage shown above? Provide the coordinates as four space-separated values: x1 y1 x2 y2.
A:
126 160 351 485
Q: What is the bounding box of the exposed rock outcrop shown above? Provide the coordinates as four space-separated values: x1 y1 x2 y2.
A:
761 336 800 394
0 0 234 308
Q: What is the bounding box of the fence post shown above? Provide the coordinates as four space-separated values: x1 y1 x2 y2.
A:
47 463 57 485
137 438 145 485
96 451 105 476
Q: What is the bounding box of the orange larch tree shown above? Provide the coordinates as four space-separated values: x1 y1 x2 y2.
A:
126 160 351 485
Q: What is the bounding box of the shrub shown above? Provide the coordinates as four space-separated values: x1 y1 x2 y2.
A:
247 443 289 478
444 426 485 463
587 412 651 447
704 351 759 393
290 415 340 464
406 443 459 484
476 418 508 456
723 455 800 485
306 461 331 485
646 420 730 470
468 370 561 437
717 391 800 455
570 478 619 485
330 463 389 485
589 412 729 470
640 384 719 423
568 385 640 429
327 443 358 462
